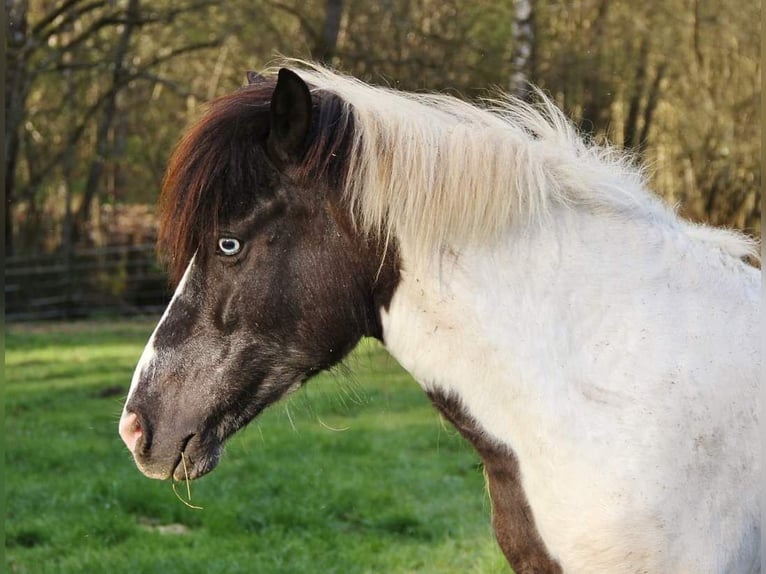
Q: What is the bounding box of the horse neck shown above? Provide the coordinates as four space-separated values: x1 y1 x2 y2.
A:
382 206 604 400
379 205 755 447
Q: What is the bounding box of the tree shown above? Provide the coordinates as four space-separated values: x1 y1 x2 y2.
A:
5 0 760 256
510 0 535 99
5 0 30 255
4 0 223 254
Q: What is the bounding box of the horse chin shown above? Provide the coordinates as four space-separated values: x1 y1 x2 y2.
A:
171 435 223 482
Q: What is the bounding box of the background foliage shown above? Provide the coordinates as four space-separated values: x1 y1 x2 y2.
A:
5 0 761 257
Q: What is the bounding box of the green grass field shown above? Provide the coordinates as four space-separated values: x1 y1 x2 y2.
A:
6 319 508 573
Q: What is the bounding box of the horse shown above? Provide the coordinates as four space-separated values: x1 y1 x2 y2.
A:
118 61 761 573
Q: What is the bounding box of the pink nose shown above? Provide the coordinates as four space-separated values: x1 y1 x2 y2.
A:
119 411 143 453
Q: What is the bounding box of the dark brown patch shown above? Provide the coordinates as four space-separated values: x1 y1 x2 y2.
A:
427 388 562 574
326 199 401 337
158 78 356 286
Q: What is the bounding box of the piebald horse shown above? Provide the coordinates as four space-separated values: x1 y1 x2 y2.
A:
119 62 761 572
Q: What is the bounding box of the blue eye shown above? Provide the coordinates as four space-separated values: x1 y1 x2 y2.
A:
218 237 241 256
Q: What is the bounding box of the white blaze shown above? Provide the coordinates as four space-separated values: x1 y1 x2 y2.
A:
121 255 196 412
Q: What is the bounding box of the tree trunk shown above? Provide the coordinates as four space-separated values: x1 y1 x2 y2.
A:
623 39 666 153
315 0 344 63
5 0 30 256
637 62 667 148
73 0 140 244
579 0 610 135
623 38 650 150
510 0 535 99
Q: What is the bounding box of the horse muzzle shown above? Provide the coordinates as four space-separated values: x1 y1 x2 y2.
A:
119 409 222 481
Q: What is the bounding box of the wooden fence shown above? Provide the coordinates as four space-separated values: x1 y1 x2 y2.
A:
6 244 170 321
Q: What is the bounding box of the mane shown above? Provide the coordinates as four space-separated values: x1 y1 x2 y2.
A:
159 61 757 283
158 75 355 284
282 60 757 265
158 81 274 283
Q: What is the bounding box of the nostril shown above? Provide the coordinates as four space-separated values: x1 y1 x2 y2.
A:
119 411 144 453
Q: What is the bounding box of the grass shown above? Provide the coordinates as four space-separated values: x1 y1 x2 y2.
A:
5 319 508 573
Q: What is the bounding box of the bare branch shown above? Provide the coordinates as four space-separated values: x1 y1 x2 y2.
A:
34 0 107 41
136 39 222 70
56 1 218 56
31 0 88 36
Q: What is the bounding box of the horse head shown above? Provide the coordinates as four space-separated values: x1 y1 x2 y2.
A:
119 69 398 481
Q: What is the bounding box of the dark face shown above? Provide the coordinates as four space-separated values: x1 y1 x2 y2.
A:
118 69 398 481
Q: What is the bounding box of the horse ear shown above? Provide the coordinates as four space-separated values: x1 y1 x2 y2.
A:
267 68 312 168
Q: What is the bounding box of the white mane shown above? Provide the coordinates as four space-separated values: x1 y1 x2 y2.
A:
275 60 757 264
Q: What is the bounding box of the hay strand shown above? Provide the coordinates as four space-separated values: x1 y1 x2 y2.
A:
171 452 203 510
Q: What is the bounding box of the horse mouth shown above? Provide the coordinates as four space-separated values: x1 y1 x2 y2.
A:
170 434 222 482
